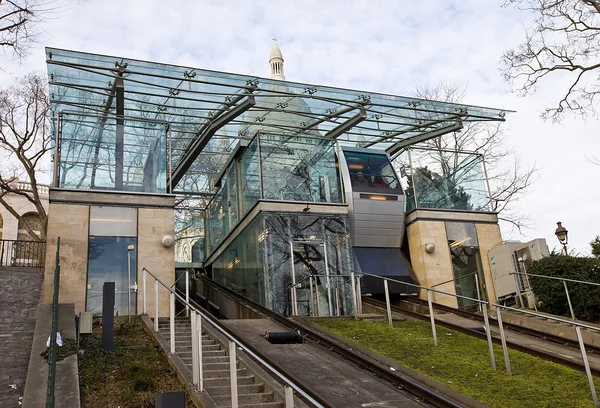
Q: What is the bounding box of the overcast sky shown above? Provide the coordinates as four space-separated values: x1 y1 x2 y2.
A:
1 0 598 255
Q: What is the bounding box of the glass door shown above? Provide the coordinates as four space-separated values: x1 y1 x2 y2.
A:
291 240 334 316
86 236 137 316
86 206 138 316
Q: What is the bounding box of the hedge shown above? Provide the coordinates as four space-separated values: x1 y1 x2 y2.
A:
527 256 600 321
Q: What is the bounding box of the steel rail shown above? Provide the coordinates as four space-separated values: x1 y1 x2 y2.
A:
362 297 600 377
195 276 469 408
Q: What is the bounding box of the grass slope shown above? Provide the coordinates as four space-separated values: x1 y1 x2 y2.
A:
79 320 193 408
316 318 598 408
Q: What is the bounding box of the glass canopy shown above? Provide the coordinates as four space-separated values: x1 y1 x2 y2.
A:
46 47 509 200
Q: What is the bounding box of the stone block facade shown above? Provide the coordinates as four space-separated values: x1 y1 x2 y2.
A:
43 189 175 317
406 209 502 308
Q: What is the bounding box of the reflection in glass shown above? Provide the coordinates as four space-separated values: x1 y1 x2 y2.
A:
445 222 487 312
395 148 489 212
58 115 167 193
343 150 402 192
86 236 137 316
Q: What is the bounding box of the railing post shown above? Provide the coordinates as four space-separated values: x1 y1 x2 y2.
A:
356 276 363 315
481 303 496 371
496 306 512 376
170 292 175 354
229 340 238 408
154 280 159 332
426 289 438 346
315 283 321 317
350 272 358 320
185 270 190 317
309 277 314 317
191 310 198 386
563 280 576 319
197 314 204 392
284 384 294 408
384 279 393 328
290 287 297 316
575 325 598 407
474 273 482 313
335 287 341 316
142 269 147 315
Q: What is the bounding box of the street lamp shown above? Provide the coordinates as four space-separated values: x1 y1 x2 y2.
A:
555 222 568 256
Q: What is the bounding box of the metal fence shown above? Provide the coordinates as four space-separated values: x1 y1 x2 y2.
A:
355 271 600 407
142 267 325 408
0 239 46 268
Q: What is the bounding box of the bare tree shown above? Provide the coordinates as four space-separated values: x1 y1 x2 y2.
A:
409 82 538 232
0 72 51 241
0 0 51 59
501 0 600 121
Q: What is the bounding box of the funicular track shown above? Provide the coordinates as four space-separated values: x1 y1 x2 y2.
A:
362 297 600 377
192 276 476 408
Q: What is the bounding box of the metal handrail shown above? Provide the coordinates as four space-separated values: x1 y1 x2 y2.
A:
511 271 600 287
353 267 600 406
358 270 485 305
142 267 324 408
431 272 478 288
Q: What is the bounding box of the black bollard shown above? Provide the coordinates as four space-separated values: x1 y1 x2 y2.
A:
102 282 115 350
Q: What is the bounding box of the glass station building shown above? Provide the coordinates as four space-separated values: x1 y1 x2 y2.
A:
43 43 509 317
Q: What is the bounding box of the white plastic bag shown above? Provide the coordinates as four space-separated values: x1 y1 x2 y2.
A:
46 332 63 347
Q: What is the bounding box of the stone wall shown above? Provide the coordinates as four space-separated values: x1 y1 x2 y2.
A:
406 209 502 309
407 220 457 308
137 208 175 318
475 223 503 305
43 203 89 313
43 189 175 317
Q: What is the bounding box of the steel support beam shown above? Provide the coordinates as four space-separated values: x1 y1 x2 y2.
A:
115 77 125 190
171 95 256 188
386 120 463 158
324 108 368 140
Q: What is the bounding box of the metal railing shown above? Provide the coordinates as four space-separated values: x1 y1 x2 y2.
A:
0 239 46 268
142 267 324 408
511 271 600 320
288 274 356 318
431 272 482 312
354 271 600 407
46 237 61 408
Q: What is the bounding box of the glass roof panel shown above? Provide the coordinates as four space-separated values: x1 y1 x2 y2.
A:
46 47 510 197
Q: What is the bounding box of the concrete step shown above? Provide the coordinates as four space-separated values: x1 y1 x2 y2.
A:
213 391 275 406
203 368 248 379
206 384 265 396
233 403 284 408
204 375 256 387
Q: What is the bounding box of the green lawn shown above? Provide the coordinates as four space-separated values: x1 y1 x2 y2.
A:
315 318 598 408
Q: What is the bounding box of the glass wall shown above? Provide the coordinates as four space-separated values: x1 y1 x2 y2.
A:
394 147 489 213
58 114 167 193
212 217 265 305
445 221 487 311
260 133 341 203
206 133 343 258
212 213 354 317
86 206 138 316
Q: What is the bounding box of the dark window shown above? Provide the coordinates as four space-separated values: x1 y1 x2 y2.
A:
342 151 403 193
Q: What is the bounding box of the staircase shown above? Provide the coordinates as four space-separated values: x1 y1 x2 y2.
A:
157 317 284 408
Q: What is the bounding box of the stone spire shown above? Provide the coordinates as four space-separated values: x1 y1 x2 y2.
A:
269 37 285 80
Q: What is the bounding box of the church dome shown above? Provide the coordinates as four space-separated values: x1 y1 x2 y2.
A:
269 42 283 61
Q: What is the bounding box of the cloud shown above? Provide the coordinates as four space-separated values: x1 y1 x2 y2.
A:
0 0 598 253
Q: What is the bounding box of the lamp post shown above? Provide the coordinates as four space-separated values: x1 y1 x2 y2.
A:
555 222 568 256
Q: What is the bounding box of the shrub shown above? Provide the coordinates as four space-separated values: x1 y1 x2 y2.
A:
528 256 600 321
